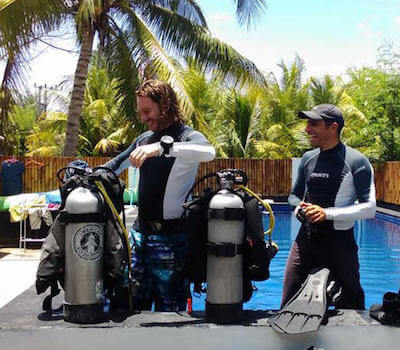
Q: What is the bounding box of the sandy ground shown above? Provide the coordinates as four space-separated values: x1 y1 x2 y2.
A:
0 247 40 308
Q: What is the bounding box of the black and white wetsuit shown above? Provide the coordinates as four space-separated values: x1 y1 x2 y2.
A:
282 142 376 310
105 124 215 223
289 142 376 229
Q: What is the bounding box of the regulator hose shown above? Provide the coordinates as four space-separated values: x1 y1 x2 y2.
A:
237 185 275 239
94 180 132 268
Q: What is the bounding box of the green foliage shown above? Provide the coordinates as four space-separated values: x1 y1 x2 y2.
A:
5 93 36 154
345 64 400 161
212 88 260 157
310 75 345 106
24 63 132 156
253 56 311 158
17 50 400 161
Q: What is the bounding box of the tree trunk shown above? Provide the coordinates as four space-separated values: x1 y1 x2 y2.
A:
0 56 15 154
63 28 95 156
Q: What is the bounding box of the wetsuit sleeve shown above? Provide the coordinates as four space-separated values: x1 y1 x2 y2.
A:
288 156 307 207
168 130 215 162
103 141 137 175
325 157 376 221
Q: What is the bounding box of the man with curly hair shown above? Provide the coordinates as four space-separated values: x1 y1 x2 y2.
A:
105 80 215 311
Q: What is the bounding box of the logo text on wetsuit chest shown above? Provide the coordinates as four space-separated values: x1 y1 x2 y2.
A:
311 172 329 178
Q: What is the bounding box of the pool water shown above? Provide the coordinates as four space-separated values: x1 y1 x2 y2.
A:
191 212 400 310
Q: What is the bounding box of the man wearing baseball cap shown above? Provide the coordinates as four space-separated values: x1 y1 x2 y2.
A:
281 104 376 310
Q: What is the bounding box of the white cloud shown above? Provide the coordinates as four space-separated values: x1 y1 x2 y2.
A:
356 21 380 39
208 12 234 23
394 16 400 29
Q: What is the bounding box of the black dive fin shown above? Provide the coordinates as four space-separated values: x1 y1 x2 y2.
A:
269 267 330 334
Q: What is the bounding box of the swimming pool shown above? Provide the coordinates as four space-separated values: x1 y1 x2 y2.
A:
191 211 400 310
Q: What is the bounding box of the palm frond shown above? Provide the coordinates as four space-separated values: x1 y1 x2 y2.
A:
107 127 126 140
93 138 119 154
233 0 267 29
0 0 67 52
136 0 208 28
138 4 267 89
38 111 67 133
1 45 31 94
244 99 262 155
254 140 293 159
75 0 101 40
26 145 62 156
310 75 345 105
103 11 141 127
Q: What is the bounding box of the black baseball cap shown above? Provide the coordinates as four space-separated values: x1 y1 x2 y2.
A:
298 104 344 128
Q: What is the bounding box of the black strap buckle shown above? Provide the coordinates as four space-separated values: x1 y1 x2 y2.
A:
59 210 106 224
208 208 245 221
206 242 243 257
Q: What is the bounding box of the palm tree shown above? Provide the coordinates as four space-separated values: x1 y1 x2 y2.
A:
0 55 16 152
175 57 220 148
212 88 261 157
1 0 268 156
254 56 310 158
4 92 36 154
0 45 45 154
310 75 345 106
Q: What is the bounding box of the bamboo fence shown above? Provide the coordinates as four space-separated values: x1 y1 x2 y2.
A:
0 156 291 197
0 156 129 194
374 161 400 206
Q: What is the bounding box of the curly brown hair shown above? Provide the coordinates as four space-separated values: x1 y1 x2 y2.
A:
136 80 185 129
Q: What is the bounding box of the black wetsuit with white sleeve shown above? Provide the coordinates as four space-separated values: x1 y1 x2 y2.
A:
105 123 215 311
282 142 376 310
104 123 215 225
289 142 376 230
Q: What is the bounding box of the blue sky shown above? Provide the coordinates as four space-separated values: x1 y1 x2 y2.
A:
3 0 400 90
201 0 400 77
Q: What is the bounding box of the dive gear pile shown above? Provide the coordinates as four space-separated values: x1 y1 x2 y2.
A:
36 165 132 323
37 165 278 324
183 169 278 323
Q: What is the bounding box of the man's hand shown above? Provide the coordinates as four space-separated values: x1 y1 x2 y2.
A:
129 143 161 168
300 201 326 223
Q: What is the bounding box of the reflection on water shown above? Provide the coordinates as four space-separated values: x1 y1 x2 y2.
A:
355 217 400 307
191 212 400 311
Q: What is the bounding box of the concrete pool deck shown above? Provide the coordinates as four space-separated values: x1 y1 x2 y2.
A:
0 247 40 309
1 278 400 350
1 247 400 350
